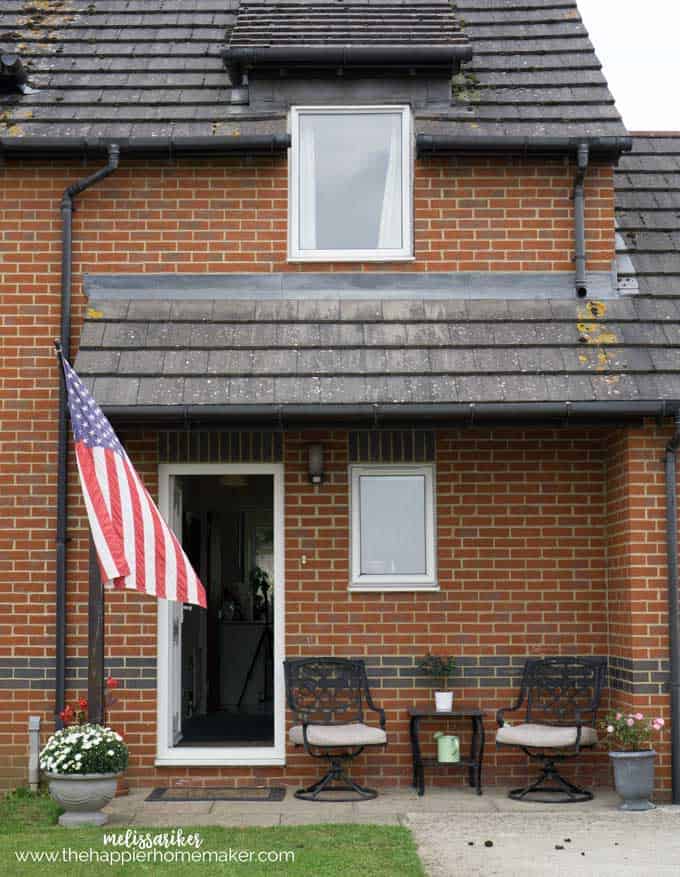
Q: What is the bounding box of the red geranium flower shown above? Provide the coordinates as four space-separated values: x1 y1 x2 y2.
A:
60 705 75 723
106 677 119 690
78 698 88 710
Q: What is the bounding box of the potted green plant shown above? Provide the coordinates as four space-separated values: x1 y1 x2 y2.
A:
418 653 456 712
40 678 128 826
601 710 665 811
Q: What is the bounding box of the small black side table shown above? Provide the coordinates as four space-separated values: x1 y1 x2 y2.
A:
408 707 485 796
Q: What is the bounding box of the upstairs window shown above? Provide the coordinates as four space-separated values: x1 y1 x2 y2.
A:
289 106 412 262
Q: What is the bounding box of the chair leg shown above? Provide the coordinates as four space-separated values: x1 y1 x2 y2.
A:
295 756 378 802
509 758 593 804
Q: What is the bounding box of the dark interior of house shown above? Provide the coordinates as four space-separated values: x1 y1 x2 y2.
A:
177 474 275 747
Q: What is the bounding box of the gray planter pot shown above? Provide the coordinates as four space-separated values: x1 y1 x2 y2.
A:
609 750 656 811
45 772 120 826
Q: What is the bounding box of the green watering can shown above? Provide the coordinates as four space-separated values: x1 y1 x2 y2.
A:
433 732 460 763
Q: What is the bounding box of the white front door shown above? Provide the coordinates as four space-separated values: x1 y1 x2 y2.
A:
156 463 286 767
169 475 184 745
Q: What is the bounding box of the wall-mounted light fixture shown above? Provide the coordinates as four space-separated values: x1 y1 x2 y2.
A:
308 444 324 485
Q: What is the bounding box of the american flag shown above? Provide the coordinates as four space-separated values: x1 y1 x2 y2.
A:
61 353 207 608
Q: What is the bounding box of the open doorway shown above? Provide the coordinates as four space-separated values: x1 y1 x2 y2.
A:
178 473 275 746
157 462 284 765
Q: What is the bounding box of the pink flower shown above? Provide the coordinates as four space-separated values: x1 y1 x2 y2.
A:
626 718 634 727
634 712 644 721
657 718 665 727
652 721 662 731
606 725 614 734
615 713 622 720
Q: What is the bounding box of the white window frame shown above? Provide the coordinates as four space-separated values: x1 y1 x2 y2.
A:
350 464 437 592
288 105 413 262
155 462 286 767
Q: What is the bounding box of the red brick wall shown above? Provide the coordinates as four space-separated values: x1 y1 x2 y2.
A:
0 419 675 793
605 426 673 796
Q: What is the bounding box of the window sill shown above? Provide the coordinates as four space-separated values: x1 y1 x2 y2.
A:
288 254 416 264
350 583 440 593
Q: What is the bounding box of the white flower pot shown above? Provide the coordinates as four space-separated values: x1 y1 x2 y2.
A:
434 691 454 712
45 772 120 826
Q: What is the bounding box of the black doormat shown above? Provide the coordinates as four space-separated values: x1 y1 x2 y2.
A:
146 786 286 802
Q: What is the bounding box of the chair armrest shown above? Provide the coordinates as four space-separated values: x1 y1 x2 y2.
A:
572 709 595 750
369 704 386 729
364 688 386 729
496 696 524 727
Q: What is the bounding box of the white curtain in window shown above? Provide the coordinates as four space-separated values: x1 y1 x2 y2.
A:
300 121 317 250
378 116 402 249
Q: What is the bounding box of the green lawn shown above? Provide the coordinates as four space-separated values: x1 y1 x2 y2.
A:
0 789 425 877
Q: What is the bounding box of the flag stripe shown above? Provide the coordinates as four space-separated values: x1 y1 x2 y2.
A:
93 446 112 517
75 444 129 580
113 451 137 590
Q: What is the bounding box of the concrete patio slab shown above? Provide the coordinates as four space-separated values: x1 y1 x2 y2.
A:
103 784 623 828
407 807 680 877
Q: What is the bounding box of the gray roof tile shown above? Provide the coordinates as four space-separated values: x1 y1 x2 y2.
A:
616 135 680 298
137 377 185 405
229 3 468 47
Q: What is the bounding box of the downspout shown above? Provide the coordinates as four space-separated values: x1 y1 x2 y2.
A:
55 144 120 728
573 143 590 298
666 412 680 803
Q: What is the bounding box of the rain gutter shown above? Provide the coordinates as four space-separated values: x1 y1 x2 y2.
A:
100 400 676 426
416 134 633 156
573 143 590 298
0 134 291 160
222 45 474 85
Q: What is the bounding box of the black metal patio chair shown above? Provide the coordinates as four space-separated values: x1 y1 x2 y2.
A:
284 657 387 801
496 656 607 803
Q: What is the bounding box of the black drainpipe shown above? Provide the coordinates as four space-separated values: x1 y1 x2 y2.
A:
55 144 120 728
666 413 680 803
573 143 590 298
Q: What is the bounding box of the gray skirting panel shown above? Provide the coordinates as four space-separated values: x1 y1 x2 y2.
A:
0 655 668 696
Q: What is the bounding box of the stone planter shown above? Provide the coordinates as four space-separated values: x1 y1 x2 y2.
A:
609 750 656 811
45 772 121 826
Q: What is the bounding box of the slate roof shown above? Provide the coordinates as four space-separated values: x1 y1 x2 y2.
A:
616 135 680 298
74 294 680 412
228 2 468 46
0 0 626 143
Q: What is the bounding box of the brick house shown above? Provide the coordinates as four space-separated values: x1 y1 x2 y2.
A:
1 0 679 799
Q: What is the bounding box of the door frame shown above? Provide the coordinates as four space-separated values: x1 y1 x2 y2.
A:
155 462 286 767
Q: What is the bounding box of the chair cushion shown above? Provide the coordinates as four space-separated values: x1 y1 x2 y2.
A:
289 722 387 747
496 723 598 749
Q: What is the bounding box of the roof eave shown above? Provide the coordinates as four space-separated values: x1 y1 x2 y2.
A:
100 400 679 426
0 133 291 159
417 134 634 158
223 43 473 84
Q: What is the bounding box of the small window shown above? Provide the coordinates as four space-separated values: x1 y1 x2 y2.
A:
289 106 412 262
350 465 436 591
